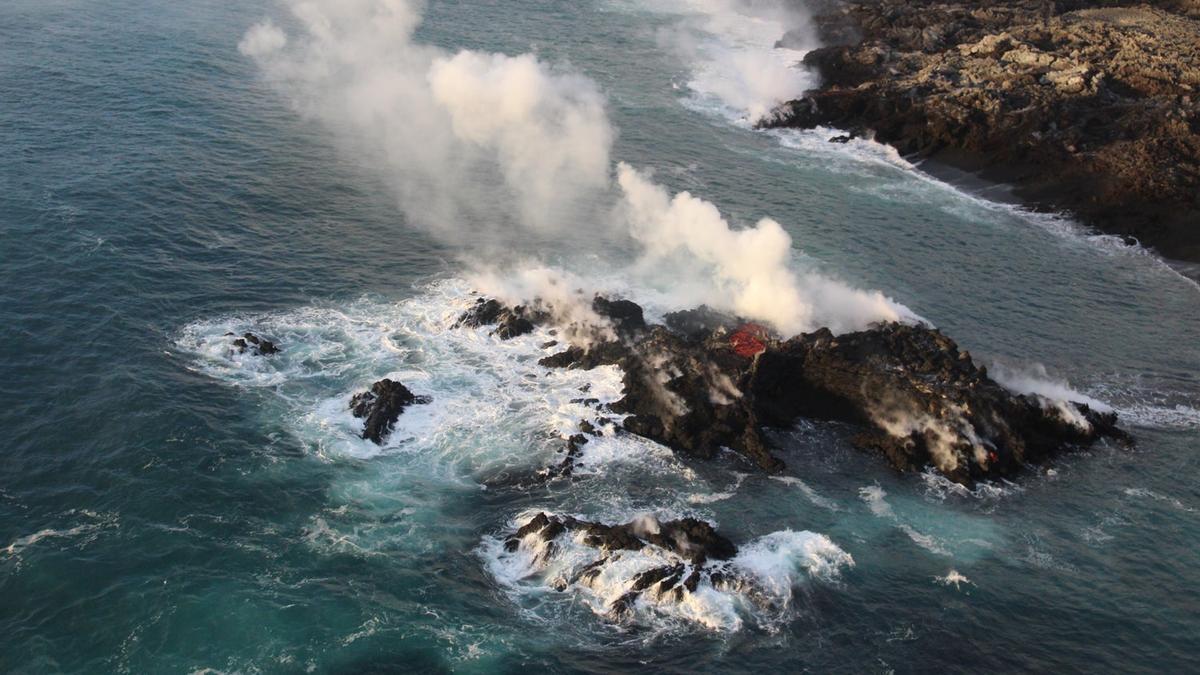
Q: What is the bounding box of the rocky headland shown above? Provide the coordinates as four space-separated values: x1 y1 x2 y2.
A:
767 0 1200 261
233 293 1128 485
457 294 1129 486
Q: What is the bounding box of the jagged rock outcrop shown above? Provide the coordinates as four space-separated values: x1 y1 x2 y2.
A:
460 296 1129 484
747 322 1128 483
538 318 786 472
591 295 647 335
454 298 546 340
505 512 738 564
766 1 1200 262
227 331 280 356
349 378 432 444
503 512 740 616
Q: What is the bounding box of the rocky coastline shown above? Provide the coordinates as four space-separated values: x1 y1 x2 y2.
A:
766 0 1200 262
454 294 1129 486
234 293 1128 486
228 292 1131 626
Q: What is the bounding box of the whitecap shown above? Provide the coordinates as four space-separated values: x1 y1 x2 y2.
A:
481 510 853 633
770 475 840 511
1123 487 1195 514
934 569 973 590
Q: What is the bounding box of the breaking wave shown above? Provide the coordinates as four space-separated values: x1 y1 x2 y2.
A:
481 510 852 633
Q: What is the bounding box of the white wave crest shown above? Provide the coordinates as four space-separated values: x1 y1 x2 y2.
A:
482 510 852 633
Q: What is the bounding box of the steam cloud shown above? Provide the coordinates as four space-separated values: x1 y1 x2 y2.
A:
241 0 913 336
240 0 613 236
617 163 912 334
649 0 818 122
990 362 1111 430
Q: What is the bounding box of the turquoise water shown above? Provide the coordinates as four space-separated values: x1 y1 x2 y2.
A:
3 0 1200 671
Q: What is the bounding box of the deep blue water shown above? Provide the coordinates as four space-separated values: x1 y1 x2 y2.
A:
3 0 1199 672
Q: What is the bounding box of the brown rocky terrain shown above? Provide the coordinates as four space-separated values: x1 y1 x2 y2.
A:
767 1 1200 261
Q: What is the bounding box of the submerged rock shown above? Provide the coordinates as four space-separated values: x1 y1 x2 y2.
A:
454 298 544 340
227 332 280 356
459 296 1129 484
503 512 739 617
495 511 853 628
350 378 432 444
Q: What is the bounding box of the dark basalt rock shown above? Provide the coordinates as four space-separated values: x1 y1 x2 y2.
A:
534 321 785 472
504 513 737 564
350 378 432 444
542 433 589 479
746 322 1130 483
592 295 647 335
763 1 1200 263
455 298 504 327
458 296 1130 484
662 305 742 340
454 297 544 340
503 512 741 617
228 332 280 356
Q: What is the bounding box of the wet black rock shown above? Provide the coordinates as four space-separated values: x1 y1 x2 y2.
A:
536 319 785 472
542 433 589 479
455 298 504 327
662 305 741 340
505 513 737 565
746 323 1131 483
229 332 280 356
592 295 647 335
765 1 1200 262
458 296 1130 484
349 378 432 444
503 512 741 617
454 298 544 340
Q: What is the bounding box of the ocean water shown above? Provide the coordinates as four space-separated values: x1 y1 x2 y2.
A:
3 0 1200 672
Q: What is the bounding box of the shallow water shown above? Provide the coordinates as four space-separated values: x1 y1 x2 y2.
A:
3 0 1199 672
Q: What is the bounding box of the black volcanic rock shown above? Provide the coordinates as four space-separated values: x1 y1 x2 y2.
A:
229 332 280 356
592 295 647 335
350 378 432 444
504 512 737 564
764 1 1200 262
745 322 1129 483
502 512 742 617
454 298 545 340
662 305 742 340
457 296 1129 484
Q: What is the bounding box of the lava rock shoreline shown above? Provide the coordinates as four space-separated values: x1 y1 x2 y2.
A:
457 294 1129 486
764 0 1200 262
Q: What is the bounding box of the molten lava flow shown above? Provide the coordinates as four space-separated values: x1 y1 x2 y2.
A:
730 323 770 357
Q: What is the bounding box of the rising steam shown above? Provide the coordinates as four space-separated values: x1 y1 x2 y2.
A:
240 0 613 235
241 0 913 336
648 0 819 122
617 163 913 334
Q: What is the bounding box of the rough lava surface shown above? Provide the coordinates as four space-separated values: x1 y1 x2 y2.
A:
458 294 1129 486
766 0 1200 262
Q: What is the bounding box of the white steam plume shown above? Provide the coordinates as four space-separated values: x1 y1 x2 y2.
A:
242 0 913 337
990 362 1112 430
617 163 913 335
240 0 613 238
647 0 818 122
428 51 614 230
